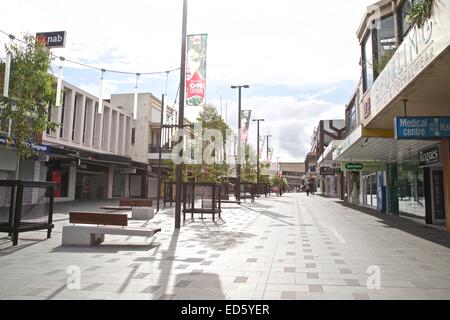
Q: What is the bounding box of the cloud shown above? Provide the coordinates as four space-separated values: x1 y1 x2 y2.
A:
0 0 376 162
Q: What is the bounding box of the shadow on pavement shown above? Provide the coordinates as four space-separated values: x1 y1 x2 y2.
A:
335 201 450 249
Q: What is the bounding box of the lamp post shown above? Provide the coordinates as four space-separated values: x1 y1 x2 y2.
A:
175 0 188 229
231 85 249 204
264 135 272 161
252 119 264 184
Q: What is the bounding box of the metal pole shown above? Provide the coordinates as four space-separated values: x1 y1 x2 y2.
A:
175 0 188 229
256 122 260 183
266 135 271 160
157 94 165 212
236 88 241 204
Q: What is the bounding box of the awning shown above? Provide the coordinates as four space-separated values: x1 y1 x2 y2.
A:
333 126 441 163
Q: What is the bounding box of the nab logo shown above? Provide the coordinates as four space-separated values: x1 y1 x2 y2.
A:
36 31 67 48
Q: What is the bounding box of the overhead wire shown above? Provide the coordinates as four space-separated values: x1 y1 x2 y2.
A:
0 28 180 76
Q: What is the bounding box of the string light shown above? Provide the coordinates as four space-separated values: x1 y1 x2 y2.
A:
0 29 180 76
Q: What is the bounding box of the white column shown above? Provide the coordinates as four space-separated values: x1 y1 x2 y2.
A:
68 166 76 201
94 109 103 149
107 166 114 199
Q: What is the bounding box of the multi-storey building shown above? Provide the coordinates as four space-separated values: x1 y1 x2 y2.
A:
333 0 450 230
0 80 185 204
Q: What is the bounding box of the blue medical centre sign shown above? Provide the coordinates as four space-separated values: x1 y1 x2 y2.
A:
395 117 450 139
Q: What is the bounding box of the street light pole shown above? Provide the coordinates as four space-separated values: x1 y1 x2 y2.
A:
265 135 272 161
231 85 249 205
156 94 165 213
253 119 264 184
175 0 188 229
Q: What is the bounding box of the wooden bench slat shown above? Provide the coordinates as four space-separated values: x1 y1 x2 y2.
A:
69 212 128 227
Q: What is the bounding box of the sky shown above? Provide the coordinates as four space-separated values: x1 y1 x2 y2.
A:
0 0 375 162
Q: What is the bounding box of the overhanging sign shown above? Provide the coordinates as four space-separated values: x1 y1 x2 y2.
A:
320 167 341 176
36 31 67 48
342 161 386 172
418 145 441 168
395 117 450 139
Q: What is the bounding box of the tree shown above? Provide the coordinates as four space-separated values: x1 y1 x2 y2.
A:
192 104 231 183
0 33 58 179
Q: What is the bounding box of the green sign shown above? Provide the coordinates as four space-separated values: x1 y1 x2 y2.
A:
345 163 364 171
342 161 386 172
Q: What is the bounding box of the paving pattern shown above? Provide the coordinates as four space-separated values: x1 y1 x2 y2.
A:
0 193 450 300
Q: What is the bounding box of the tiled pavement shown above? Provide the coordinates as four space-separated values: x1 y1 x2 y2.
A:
0 193 450 300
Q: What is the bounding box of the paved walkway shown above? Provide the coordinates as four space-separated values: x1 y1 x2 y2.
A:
0 193 449 300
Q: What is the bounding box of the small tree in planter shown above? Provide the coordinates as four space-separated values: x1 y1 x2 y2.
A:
0 33 58 179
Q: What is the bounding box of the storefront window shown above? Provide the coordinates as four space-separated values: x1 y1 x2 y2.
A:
112 169 126 198
46 163 70 198
398 161 425 218
362 32 374 92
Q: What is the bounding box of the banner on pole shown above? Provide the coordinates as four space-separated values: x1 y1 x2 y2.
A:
240 110 252 143
260 135 266 158
186 34 208 106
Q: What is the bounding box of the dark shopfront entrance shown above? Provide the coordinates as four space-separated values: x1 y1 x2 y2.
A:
75 163 109 200
424 167 447 225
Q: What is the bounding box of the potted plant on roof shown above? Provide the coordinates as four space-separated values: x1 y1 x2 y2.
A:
407 0 435 28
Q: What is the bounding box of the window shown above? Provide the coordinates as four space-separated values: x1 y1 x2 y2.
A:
347 104 357 134
131 128 136 145
82 99 88 143
362 32 374 92
376 15 396 73
399 0 415 40
60 92 66 137
72 95 78 140
46 104 52 134
92 103 98 145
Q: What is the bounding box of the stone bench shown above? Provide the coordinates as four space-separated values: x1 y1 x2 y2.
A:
61 212 161 246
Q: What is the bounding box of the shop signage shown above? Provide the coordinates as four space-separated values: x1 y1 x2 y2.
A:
364 4 450 127
36 31 67 48
342 161 386 172
395 117 450 139
320 167 341 176
0 137 52 154
120 168 137 174
418 145 441 167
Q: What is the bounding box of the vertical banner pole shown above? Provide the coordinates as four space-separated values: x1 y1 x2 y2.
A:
55 57 65 107
133 73 140 120
98 69 105 114
175 0 188 229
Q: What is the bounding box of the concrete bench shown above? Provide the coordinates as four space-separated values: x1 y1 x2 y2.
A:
100 206 156 220
62 212 161 246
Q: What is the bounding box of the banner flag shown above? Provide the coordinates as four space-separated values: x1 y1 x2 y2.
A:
260 135 267 159
186 34 208 106
240 110 252 143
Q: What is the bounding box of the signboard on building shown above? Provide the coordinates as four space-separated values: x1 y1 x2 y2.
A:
395 117 450 139
418 144 441 168
320 167 341 176
36 31 67 48
363 4 450 126
342 161 386 172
